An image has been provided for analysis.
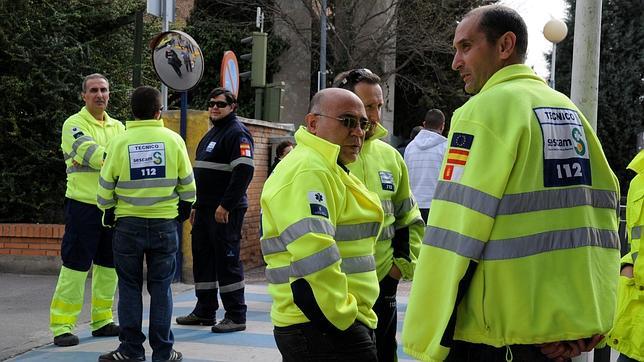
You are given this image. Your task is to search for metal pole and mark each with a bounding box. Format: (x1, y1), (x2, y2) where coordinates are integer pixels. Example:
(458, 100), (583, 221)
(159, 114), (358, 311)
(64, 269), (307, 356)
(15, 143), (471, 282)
(173, 91), (188, 282)
(161, 0), (170, 111)
(570, 0), (602, 131)
(319, 0), (327, 90)
(132, 11), (143, 88)
(549, 43), (557, 89)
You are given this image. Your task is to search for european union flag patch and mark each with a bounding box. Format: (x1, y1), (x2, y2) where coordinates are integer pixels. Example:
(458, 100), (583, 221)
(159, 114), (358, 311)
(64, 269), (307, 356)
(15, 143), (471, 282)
(450, 133), (474, 149)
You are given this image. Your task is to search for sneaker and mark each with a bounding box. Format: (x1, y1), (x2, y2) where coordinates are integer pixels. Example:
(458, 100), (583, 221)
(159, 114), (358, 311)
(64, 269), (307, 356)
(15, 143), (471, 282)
(164, 350), (183, 361)
(92, 322), (120, 337)
(175, 313), (215, 326)
(98, 349), (145, 361)
(211, 318), (246, 333)
(54, 332), (79, 347)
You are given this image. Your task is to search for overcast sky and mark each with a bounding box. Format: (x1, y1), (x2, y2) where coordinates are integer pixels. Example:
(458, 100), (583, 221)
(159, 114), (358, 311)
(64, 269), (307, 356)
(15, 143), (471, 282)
(499, 0), (569, 78)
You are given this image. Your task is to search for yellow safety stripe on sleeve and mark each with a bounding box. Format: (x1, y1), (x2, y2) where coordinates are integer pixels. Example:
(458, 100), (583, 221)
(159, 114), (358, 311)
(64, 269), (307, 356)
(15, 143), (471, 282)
(335, 222), (381, 241)
(179, 173), (194, 185)
(381, 200), (394, 214)
(633, 226), (642, 239)
(196, 281), (219, 290)
(231, 157), (255, 168)
(67, 165), (98, 174)
(194, 160), (233, 171)
(377, 225), (396, 241)
(265, 255), (377, 285)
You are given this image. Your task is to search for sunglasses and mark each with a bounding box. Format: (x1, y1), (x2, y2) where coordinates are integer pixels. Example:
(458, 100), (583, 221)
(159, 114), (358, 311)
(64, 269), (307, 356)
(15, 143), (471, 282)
(208, 100), (229, 108)
(339, 68), (374, 87)
(314, 113), (372, 132)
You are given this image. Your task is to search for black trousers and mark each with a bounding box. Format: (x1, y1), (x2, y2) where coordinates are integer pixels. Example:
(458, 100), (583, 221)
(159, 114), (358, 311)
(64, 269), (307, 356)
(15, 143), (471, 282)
(419, 208), (430, 224)
(446, 340), (558, 362)
(274, 322), (377, 362)
(373, 274), (400, 362)
(190, 207), (247, 323)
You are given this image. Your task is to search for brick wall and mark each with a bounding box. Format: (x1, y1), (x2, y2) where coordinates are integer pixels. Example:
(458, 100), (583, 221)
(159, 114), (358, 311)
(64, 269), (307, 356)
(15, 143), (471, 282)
(0, 112), (293, 278)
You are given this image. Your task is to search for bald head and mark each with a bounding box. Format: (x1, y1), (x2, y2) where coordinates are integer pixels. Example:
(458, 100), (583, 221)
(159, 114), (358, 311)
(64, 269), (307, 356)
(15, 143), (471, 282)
(305, 88), (368, 164)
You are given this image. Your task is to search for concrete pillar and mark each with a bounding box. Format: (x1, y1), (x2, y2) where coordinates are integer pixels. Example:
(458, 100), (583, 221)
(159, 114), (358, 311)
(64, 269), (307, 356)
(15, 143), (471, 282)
(570, 0), (602, 130)
(272, 0), (312, 128)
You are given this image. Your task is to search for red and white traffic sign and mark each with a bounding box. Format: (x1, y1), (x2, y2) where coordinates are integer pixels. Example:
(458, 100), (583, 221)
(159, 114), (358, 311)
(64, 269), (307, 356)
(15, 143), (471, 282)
(220, 51), (240, 97)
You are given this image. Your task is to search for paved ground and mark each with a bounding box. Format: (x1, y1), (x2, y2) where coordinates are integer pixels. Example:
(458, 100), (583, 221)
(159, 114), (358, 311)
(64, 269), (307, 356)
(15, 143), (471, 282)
(1, 270), (414, 362)
(0, 270), (619, 362)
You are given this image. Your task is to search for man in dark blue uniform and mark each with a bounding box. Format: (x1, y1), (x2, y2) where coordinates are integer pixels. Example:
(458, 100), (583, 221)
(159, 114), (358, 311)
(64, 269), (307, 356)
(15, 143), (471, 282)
(176, 87), (254, 333)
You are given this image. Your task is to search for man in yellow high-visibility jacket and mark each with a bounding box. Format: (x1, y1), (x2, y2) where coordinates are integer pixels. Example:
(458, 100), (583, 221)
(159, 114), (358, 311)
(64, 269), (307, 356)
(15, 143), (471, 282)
(97, 86), (195, 362)
(607, 149), (644, 362)
(261, 88), (384, 361)
(402, 5), (621, 361)
(333, 69), (424, 362)
(50, 73), (123, 347)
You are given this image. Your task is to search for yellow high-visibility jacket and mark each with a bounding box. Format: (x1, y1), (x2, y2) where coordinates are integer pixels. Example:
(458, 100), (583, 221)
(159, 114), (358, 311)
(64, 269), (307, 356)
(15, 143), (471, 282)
(403, 64), (621, 361)
(261, 127), (384, 331)
(97, 119), (195, 219)
(61, 107), (124, 204)
(348, 123), (424, 281)
(608, 150), (644, 360)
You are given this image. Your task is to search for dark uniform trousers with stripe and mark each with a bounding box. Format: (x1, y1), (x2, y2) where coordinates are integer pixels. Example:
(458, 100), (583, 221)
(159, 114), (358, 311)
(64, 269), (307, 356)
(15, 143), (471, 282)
(191, 206), (247, 323)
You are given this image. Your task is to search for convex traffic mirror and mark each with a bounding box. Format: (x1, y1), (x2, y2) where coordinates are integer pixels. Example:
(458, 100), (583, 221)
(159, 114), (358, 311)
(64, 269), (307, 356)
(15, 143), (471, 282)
(150, 30), (204, 91)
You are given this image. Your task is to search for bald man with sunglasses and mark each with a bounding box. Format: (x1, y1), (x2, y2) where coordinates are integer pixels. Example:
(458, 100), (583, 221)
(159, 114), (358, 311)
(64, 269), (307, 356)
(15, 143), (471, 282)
(261, 88), (385, 361)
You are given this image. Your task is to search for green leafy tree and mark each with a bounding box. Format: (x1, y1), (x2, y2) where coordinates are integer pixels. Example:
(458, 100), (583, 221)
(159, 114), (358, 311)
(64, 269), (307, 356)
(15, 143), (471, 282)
(555, 0), (644, 192)
(183, 0), (289, 116)
(0, 0), (158, 222)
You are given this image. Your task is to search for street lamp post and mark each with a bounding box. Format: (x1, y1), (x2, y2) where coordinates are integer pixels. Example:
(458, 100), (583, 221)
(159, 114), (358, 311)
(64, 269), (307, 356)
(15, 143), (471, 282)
(543, 18), (568, 89)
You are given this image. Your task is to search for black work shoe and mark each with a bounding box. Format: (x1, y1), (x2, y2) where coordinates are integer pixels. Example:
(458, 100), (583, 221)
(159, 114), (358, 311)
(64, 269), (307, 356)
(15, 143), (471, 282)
(211, 318), (246, 333)
(98, 349), (145, 361)
(175, 313), (215, 326)
(54, 332), (79, 347)
(92, 322), (120, 337)
(164, 349), (183, 361)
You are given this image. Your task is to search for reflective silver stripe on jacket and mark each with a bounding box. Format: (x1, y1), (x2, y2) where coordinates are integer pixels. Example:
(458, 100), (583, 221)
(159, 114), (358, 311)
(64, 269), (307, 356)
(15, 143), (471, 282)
(341, 255), (376, 274)
(394, 197), (416, 217)
(632, 226), (642, 239)
(82, 144), (98, 165)
(71, 135), (94, 152)
(633, 252), (639, 263)
(381, 200), (394, 214)
(179, 174), (194, 185)
(425, 226), (618, 260)
(231, 157), (255, 168)
(433, 182), (499, 218)
(97, 195), (117, 208)
(179, 190), (196, 200)
(261, 218), (335, 255)
(290, 245), (341, 278)
(335, 222), (380, 241)
(219, 280), (245, 293)
(116, 178), (178, 189)
(434, 181), (618, 217)
(194, 160), (233, 171)
(378, 225), (396, 241)
(424, 226), (485, 259)
(265, 265), (290, 284)
(195, 281), (219, 290)
(99, 177), (116, 190)
(497, 188), (618, 215)
(66, 165), (98, 174)
(118, 193), (178, 206)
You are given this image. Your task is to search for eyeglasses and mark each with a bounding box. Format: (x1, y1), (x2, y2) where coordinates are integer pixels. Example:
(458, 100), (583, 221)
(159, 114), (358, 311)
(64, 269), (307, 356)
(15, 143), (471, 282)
(208, 100), (229, 109)
(314, 113), (372, 132)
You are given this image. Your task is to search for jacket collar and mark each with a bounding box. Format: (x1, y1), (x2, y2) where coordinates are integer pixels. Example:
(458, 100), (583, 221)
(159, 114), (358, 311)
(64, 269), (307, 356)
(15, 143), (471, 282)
(211, 112), (236, 128)
(366, 122), (388, 143)
(125, 119), (164, 129)
(294, 126), (341, 169)
(479, 64), (545, 94)
(628, 150), (644, 175)
(79, 106), (117, 126)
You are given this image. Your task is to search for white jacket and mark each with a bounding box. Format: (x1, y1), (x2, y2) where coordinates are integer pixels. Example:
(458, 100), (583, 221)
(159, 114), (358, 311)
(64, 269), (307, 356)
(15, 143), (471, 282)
(404, 129), (447, 209)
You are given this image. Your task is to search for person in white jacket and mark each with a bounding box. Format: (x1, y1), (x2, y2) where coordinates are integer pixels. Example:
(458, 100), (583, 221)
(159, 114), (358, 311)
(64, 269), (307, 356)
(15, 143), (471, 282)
(404, 109), (447, 222)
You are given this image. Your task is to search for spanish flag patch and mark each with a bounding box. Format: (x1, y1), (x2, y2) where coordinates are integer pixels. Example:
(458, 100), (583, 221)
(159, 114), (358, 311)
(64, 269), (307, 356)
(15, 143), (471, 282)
(443, 132), (474, 181)
(240, 142), (252, 157)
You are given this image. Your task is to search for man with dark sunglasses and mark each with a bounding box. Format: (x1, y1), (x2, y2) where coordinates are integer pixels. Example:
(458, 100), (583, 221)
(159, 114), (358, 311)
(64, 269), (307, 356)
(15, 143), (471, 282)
(175, 87), (254, 333)
(261, 88), (384, 361)
(333, 68), (424, 362)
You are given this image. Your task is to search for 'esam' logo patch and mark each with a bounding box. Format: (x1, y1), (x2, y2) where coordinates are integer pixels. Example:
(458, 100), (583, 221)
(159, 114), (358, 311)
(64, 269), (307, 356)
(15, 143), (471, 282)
(308, 191), (329, 218)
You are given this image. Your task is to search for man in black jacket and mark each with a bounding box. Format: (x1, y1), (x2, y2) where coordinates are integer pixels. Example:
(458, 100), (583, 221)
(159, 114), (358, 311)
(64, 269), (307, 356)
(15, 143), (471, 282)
(176, 88), (254, 333)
